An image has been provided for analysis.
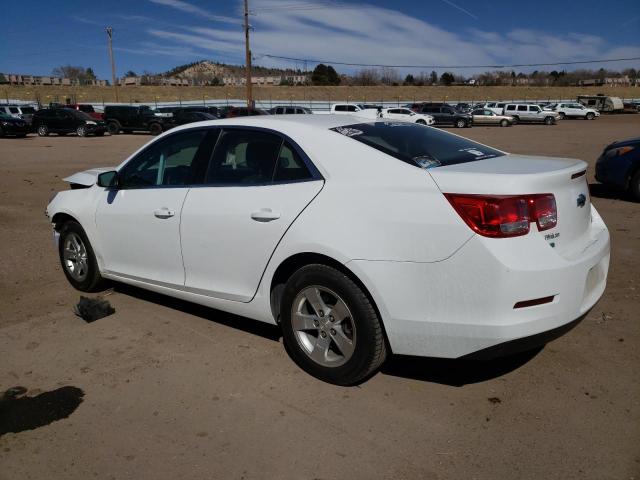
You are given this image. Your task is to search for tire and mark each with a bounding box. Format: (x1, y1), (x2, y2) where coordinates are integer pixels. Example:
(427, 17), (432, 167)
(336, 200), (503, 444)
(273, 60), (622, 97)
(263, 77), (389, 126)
(76, 125), (87, 137)
(58, 221), (106, 292)
(558, 112), (566, 120)
(512, 116), (519, 125)
(500, 119), (509, 127)
(586, 112), (595, 120)
(628, 169), (640, 202)
(149, 123), (163, 136)
(416, 119), (426, 125)
(455, 119), (466, 128)
(544, 116), (555, 125)
(280, 264), (387, 385)
(37, 125), (49, 136)
(107, 121), (120, 135)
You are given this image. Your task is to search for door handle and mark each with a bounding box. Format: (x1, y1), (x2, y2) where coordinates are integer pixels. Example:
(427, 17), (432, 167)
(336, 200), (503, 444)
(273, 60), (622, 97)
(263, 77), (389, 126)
(154, 207), (175, 219)
(251, 208), (281, 222)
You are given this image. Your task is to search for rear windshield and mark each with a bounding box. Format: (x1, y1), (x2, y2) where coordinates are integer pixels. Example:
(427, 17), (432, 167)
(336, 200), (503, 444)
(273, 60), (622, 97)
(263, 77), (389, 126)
(330, 122), (504, 168)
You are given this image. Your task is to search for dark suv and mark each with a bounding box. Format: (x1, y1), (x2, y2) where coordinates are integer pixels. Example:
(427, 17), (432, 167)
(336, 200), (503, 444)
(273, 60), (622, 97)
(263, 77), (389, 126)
(104, 105), (168, 135)
(415, 104), (472, 128)
(32, 108), (107, 137)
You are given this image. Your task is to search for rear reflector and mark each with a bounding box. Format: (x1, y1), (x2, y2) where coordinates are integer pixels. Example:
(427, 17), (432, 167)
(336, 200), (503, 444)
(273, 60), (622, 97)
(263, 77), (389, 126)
(444, 193), (557, 238)
(514, 295), (555, 309)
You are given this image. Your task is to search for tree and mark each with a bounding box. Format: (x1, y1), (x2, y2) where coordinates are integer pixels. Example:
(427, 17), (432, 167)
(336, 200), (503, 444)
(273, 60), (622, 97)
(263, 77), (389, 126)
(0, 73), (7, 84)
(124, 70), (138, 78)
(326, 66), (340, 85)
(311, 64), (329, 85)
(429, 70), (438, 85)
(380, 67), (401, 86)
(403, 74), (415, 85)
(352, 68), (380, 86)
(85, 68), (97, 81)
(439, 72), (454, 85)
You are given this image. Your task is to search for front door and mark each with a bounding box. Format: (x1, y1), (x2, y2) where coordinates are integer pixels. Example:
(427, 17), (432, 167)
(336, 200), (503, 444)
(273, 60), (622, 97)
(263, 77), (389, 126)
(180, 128), (324, 302)
(95, 128), (215, 286)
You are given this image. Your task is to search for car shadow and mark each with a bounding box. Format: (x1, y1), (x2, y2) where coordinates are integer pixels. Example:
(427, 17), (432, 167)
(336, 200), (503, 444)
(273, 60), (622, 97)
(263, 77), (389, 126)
(379, 347), (543, 387)
(111, 283), (541, 386)
(112, 283), (282, 342)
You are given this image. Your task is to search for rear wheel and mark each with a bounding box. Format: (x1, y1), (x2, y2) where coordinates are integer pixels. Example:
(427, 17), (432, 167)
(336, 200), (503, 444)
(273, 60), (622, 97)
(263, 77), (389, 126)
(149, 123), (163, 136)
(107, 121), (120, 135)
(628, 170), (640, 202)
(586, 112), (595, 120)
(280, 264), (387, 385)
(455, 119), (466, 128)
(512, 116), (519, 125)
(37, 125), (49, 136)
(558, 112), (566, 120)
(58, 221), (106, 292)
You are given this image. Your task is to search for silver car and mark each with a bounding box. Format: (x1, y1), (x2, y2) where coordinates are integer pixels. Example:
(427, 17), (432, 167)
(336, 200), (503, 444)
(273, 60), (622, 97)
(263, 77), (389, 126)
(471, 108), (514, 127)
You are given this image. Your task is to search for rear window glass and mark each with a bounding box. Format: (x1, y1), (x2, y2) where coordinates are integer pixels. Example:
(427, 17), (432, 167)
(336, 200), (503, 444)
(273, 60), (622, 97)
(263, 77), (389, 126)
(330, 122), (504, 169)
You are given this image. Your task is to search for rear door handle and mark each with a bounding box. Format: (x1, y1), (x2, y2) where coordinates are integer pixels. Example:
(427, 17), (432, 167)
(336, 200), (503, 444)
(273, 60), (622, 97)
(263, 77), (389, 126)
(154, 207), (175, 219)
(251, 208), (281, 222)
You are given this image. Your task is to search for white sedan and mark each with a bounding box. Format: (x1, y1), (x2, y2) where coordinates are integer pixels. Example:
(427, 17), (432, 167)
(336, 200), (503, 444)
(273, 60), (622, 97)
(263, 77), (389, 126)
(380, 107), (435, 125)
(47, 115), (610, 385)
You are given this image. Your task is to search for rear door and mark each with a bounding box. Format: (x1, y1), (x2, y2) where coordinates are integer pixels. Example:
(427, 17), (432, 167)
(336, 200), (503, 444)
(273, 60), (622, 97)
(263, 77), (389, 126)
(95, 128), (215, 286)
(180, 128), (324, 302)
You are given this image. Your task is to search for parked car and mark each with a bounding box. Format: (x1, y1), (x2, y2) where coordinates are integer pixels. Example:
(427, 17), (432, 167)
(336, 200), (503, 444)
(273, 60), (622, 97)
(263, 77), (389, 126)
(416, 104), (472, 127)
(551, 103), (599, 120)
(330, 104), (364, 114)
(170, 110), (218, 127)
(225, 107), (269, 118)
(45, 115), (609, 385)
(356, 104), (383, 111)
(0, 104), (37, 125)
(0, 111), (29, 137)
(380, 107), (434, 125)
(170, 105), (221, 117)
(104, 105), (168, 135)
(32, 108), (106, 137)
(470, 108), (514, 127)
(270, 106), (313, 115)
(60, 104), (104, 120)
(595, 137), (640, 201)
(482, 102), (508, 115)
(503, 104), (558, 124)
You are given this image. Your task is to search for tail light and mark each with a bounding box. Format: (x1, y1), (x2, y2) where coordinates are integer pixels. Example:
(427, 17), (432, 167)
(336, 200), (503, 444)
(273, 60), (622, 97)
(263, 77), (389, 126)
(444, 193), (557, 238)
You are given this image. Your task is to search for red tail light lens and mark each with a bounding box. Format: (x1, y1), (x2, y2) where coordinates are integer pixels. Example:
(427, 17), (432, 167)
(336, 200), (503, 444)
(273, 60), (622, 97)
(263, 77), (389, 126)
(444, 193), (557, 238)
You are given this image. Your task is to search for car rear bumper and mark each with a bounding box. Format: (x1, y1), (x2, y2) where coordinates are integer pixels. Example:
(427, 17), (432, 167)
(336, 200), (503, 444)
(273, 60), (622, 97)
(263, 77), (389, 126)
(348, 207), (610, 358)
(1, 124), (29, 135)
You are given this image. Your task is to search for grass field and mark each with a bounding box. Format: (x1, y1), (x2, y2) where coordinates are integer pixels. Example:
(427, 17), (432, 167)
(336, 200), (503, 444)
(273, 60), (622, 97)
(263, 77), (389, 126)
(3, 84), (639, 105)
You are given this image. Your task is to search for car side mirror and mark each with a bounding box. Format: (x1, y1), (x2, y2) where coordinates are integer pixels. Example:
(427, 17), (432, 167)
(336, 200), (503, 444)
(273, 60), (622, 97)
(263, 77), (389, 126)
(97, 171), (119, 188)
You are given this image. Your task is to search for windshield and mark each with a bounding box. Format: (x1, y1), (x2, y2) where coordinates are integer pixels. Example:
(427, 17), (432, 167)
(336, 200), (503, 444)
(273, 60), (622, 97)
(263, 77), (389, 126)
(330, 121), (504, 168)
(20, 107), (36, 114)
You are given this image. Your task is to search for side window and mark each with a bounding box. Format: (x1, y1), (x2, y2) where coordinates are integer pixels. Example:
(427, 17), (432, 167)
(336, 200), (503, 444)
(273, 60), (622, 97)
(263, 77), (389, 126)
(334, 105), (347, 112)
(529, 106), (540, 112)
(517, 105), (527, 112)
(119, 130), (208, 188)
(9, 107), (19, 114)
(506, 105), (516, 111)
(274, 142), (312, 182)
(347, 105), (357, 112)
(285, 107), (296, 114)
(205, 130), (282, 185)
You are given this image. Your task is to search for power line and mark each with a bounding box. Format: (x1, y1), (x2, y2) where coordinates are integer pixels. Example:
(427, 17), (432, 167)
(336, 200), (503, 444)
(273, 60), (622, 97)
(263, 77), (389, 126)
(259, 54), (640, 69)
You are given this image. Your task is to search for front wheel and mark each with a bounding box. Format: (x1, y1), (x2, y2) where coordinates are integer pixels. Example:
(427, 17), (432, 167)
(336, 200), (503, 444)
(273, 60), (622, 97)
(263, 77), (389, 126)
(544, 116), (555, 125)
(455, 119), (466, 128)
(586, 112), (595, 120)
(76, 125), (87, 137)
(500, 119), (509, 127)
(416, 119), (426, 125)
(37, 125), (49, 136)
(58, 221), (106, 292)
(149, 123), (163, 136)
(280, 264), (387, 385)
(628, 170), (640, 202)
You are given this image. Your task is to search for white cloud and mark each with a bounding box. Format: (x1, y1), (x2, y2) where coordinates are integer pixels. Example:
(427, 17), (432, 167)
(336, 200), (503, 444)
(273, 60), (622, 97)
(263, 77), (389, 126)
(148, 0), (239, 24)
(144, 0), (640, 73)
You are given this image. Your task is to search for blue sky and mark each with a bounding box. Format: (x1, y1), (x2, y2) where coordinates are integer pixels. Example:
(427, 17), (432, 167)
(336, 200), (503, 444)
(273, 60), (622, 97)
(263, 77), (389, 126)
(2, 0), (639, 78)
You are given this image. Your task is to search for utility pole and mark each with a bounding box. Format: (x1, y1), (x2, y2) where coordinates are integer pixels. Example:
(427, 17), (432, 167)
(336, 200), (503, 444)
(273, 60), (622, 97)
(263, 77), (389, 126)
(105, 27), (119, 102)
(243, 0), (253, 110)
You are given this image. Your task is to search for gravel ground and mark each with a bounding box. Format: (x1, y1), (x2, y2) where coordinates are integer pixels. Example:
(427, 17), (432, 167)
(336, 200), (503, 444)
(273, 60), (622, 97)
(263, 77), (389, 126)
(1, 115), (639, 480)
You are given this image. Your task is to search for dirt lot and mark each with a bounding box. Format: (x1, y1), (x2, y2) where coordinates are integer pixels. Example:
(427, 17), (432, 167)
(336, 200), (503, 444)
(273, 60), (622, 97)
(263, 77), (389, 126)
(5, 84), (640, 104)
(1, 116), (639, 479)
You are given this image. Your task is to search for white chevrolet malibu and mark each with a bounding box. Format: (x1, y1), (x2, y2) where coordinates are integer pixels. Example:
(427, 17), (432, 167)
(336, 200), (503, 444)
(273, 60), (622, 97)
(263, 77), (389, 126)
(46, 115), (610, 385)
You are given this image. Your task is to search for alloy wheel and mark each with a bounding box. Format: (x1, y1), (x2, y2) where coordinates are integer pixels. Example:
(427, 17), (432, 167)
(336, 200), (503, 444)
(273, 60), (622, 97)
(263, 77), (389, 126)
(63, 232), (89, 281)
(291, 286), (356, 367)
